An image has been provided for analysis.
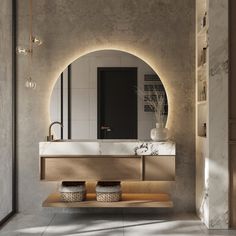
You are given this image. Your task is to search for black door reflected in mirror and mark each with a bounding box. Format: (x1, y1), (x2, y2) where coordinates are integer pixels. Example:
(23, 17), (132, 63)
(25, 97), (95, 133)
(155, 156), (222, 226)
(97, 67), (137, 139)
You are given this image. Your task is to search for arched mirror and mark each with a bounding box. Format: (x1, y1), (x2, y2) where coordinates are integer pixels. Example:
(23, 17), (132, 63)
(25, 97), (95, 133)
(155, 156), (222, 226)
(50, 50), (168, 140)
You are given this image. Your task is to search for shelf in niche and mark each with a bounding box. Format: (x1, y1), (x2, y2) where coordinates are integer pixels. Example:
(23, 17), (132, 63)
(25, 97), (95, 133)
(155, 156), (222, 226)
(198, 135), (207, 139)
(198, 75), (206, 83)
(197, 26), (208, 37)
(197, 63), (207, 72)
(197, 100), (207, 105)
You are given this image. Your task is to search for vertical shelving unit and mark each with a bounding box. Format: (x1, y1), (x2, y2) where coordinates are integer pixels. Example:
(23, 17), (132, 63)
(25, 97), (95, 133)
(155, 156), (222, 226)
(196, 0), (229, 229)
(196, 0), (209, 226)
(196, 0), (208, 138)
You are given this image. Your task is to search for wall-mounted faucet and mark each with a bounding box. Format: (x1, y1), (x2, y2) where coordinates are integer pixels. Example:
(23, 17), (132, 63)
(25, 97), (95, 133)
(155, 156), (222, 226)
(47, 121), (63, 141)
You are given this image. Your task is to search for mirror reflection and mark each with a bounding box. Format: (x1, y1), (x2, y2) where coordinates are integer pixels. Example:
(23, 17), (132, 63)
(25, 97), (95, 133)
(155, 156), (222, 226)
(50, 50), (168, 140)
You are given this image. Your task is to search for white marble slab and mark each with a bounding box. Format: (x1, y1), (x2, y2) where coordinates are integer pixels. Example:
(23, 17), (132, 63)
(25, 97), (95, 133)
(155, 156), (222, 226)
(39, 142), (100, 156)
(39, 140), (175, 156)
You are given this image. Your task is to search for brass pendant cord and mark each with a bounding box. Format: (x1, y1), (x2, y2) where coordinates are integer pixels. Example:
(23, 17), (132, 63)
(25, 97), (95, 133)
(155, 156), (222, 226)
(28, 0), (32, 78)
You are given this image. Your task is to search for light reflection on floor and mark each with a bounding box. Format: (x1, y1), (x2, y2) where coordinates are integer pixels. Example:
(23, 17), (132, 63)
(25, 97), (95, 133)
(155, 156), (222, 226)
(0, 212), (236, 236)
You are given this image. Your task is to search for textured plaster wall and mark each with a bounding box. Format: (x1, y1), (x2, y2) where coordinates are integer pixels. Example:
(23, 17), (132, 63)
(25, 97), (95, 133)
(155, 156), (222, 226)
(0, 0), (13, 220)
(17, 0), (195, 212)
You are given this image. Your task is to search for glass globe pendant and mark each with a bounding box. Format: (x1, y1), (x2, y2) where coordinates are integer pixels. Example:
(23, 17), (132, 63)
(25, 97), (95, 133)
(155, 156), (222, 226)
(16, 0), (42, 90)
(25, 77), (36, 89)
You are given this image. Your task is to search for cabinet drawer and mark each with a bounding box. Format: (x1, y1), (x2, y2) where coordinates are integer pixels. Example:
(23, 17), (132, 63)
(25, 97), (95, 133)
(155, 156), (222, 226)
(40, 156), (142, 181)
(144, 156), (175, 181)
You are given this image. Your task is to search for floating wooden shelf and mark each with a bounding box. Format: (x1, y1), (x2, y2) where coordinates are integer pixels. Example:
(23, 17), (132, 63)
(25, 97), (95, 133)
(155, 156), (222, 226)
(43, 193), (173, 208)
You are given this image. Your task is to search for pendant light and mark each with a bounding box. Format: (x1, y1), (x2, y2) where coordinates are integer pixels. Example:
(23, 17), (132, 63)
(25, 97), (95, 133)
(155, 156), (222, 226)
(16, 0), (42, 89)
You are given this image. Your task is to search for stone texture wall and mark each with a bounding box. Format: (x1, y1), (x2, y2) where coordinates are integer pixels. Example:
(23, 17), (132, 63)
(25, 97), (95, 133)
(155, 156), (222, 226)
(207, 0), (228, 229)
(0, 0), (13, 221)
(17, 0), (195, 212)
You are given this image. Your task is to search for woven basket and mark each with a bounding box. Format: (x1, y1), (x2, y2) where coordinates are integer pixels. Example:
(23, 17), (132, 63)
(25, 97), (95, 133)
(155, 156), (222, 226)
(96, 192), (121, 202)
(60, 191), (86, 202)
(59, 181), (86, 202)
(96, 181), (121, 202)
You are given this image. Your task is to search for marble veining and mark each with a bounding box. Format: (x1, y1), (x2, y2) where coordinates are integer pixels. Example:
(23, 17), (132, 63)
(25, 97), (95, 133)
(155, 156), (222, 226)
(39, 140), (176, 156)
(134, 141), (175, 155)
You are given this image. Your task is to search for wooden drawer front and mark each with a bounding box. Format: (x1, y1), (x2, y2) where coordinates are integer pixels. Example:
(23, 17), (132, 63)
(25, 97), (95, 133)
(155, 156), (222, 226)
(41, 156), (141, 181)
(144, 156), (175, 181)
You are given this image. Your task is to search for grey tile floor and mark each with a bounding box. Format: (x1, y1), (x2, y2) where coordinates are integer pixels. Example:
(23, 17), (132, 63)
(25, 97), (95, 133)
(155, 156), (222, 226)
(0, 212), (236, 236)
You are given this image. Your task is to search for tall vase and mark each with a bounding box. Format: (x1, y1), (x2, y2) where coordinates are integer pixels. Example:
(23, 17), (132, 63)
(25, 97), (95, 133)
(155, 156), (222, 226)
(150, 123), (169, 141)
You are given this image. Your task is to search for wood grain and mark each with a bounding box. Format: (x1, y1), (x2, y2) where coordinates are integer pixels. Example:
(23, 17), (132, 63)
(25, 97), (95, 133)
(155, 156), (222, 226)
(144, 156), (175, 181)
(40, 156), (142, 181)
(43, 193), (173, 208)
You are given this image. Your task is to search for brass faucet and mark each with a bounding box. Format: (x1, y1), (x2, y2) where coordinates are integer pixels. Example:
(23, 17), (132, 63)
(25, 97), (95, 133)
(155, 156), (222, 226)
(47, 121), (63, 141)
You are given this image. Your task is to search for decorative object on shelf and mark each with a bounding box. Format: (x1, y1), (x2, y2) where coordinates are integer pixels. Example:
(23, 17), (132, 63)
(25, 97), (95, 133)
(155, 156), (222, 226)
(96, 181), (121, 202)
(200, 80), (207, 101)
(137, 74), (169, 141)
(203, 123), (207, 137)
(16, 0), (42, 89)
(133, 73), (169, 141)
(143, 74), (168, 115)
(59, 181), (86, 202)
(202, 12), (207, 28)
(146, 89), (169, 141)
(150, 122), (170, 141)
(201, 47), (207, 66)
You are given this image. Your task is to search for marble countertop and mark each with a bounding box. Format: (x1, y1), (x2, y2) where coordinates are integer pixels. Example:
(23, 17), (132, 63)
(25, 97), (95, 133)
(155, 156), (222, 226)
(39, 140), (176, 156)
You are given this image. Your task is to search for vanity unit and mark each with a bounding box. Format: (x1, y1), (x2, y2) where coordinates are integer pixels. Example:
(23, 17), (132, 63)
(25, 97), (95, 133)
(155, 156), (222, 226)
(39, 140), (176, 208)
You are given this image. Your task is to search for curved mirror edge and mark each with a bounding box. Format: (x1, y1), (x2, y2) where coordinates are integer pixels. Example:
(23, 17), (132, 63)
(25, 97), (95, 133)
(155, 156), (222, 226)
(50, 50), (168, 140)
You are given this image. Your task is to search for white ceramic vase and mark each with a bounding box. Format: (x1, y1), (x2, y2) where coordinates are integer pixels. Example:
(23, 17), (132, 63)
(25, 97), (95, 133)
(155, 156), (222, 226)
(150, 123), (169, 141)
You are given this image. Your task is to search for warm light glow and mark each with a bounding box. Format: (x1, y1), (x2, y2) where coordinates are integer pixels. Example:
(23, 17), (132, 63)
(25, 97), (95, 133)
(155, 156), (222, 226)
(49, 47), (172, 129)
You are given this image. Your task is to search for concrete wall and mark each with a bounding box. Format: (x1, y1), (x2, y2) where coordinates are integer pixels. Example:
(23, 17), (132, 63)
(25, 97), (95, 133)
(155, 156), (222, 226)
(0, 0), (13, 221)
(17, 0), (195, 212)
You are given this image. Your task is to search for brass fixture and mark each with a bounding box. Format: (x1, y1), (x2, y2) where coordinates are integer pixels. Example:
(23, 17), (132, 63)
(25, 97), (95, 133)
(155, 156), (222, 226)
(16, 0), (42, 89)
(47, 121), (63, 141)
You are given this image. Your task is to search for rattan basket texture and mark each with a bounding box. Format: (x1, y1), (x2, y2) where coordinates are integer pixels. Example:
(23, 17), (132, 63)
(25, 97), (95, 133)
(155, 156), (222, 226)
(96, 182), (121, 202)
(59, 181), (86, 202)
